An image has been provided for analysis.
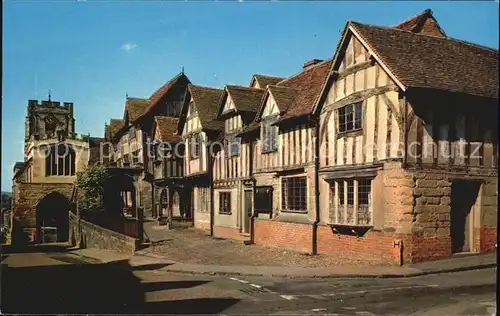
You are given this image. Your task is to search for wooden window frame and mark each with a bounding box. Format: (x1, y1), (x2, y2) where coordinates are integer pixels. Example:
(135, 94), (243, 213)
(219, 191), (232, 215)
(198, 187), (209, 213)
(281, 176), (307, 213)
(329, 178), (372, 226)
(261, 115), (278, 153)
(226, 133), (241, 157)
(338, 102), (363, 135)
(189, 134), (200, 160)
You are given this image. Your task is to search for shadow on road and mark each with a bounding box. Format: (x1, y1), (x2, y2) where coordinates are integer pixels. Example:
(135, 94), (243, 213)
(1, 246), (239, 314)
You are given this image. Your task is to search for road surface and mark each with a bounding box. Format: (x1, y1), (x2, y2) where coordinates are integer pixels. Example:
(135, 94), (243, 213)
(1, 246), (496, 315)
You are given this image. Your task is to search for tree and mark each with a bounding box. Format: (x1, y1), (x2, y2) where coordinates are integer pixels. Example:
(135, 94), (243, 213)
(76, 164), (110, 210)
(1, 194), (12, 211)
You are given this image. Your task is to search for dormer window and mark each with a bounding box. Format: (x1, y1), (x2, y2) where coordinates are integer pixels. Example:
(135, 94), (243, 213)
(188, 101), (196, 116)
(225, 134), (241, 157)
(261, 115), (278, 153)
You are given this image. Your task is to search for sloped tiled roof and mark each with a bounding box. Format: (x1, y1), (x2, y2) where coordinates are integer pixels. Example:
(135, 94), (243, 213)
(125, 97), (149, 122)
(394, 9), (446, 37)
(351, 21), (499, 99)
(154, 116), (181, 142)
(273, 59), (333, 123)
(267, 85), (299, 114)
(251, 74), (286, 88)
(109, 119), (124, 138)
(189, 85), (225, 131)
(225, 85), (265, 113)
(138, 72), (190, 120)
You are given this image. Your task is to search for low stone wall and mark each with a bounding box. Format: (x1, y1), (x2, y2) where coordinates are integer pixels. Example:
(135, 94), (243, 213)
(69, 212), (138, 254)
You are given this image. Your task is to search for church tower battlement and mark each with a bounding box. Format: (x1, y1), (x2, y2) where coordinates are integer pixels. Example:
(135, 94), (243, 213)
(25, 97), (76, 143)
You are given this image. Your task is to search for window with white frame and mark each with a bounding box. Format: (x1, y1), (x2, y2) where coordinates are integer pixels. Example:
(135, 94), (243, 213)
(281, 176), (307, 213)
(219, 192), (232, 215)
(198, 187), (209, 213)
(338, 102), (363, 134)
(329, 178), (372, 225)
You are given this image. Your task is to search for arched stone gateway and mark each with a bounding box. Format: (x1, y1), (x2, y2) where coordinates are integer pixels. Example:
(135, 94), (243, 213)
(36, 192), (70, 243)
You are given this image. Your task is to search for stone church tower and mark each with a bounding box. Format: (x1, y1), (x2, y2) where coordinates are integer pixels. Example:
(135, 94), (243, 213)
(11, 95), (91, 245)
(24, 96), (76, 151)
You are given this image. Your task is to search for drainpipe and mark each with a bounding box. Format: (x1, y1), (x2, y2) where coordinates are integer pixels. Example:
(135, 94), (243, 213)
(312, 116), (321, 255)
(207, 139), (214, 237)
(249, 139), (257, 245)
(402, 97), (408, 168)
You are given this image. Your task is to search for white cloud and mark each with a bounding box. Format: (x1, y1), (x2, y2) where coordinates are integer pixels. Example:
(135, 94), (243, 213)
(121, 42), (137, 52)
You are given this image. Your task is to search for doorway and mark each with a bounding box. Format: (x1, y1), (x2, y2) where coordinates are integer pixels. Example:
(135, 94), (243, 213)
(450, 180), (481, 253)
(243, 190), (252, 233)
(36, 192), (70, 243)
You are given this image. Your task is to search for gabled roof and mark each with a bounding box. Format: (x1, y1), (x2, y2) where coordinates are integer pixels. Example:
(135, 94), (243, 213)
(250, 74), (286, 88)
(239, 59), (332, 132)
(218, 85), (265, 116)
(351, 21), (499, 99)
(125, 97), (149, 122)
(260, 85), (298, 118)
(178, 84), (225, 135)
(154, 116), (181, 143)
(109, 119), (124, 139)
(394, 9), (447, 37)
(272, 59), (333, 124)
(137, 72), (190, 121)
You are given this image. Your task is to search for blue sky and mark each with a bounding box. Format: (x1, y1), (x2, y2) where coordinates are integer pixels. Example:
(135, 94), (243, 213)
(2, 1), (498, 191)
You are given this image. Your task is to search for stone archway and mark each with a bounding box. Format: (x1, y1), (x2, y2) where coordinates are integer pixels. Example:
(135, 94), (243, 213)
(36, 192), (70, 243)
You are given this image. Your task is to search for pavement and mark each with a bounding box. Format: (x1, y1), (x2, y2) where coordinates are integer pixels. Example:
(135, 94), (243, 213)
(69, 247), (497, 278)
(1, 245), (497, 315)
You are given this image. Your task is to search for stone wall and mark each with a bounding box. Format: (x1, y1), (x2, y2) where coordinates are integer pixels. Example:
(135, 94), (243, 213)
(69, 212), (138, 254)
(137, 177), (153, 218)
(12, 183), (74, 229)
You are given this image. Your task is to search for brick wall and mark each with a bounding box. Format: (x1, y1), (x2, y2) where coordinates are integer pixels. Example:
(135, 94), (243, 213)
(254, 219), (312, 253)
(476, 227), (497, 253)
(317, 226), (402, 265)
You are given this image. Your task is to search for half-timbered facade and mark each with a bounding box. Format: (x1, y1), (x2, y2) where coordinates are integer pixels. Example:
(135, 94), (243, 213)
(178, 84), (224, 231)
(110, 72), (190, 218)
(150, 116), (188, 226)
(312, 10), (498, 264)
(212, 85), (265, 239)
(238, 61), (332, 252)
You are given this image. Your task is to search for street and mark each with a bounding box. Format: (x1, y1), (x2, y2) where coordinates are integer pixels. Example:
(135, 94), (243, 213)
(1, 247), (497, 315)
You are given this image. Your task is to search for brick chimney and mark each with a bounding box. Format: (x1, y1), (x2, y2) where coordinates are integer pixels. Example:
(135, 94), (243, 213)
(303, 59), (324, 70)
